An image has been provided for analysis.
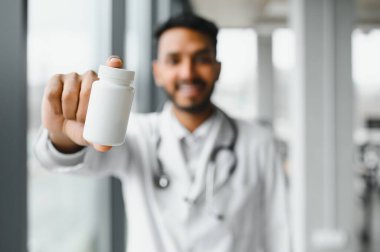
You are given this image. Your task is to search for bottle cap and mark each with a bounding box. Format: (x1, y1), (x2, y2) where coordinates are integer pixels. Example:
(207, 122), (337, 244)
(98, 65), (135, 83)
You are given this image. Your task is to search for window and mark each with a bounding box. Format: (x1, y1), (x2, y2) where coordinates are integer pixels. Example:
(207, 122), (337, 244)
(214, 28), (295, 141)
(27, 0), (111, 251)
(272, 28), (294, 141)
(213, 29), (257, 121)
(353, 29), (380, 142)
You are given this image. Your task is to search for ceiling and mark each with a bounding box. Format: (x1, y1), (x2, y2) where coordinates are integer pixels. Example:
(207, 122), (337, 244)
(191, 0), (380, 29)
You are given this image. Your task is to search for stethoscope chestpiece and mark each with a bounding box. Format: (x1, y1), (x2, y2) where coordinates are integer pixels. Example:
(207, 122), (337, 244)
(154, 173), (170, 189)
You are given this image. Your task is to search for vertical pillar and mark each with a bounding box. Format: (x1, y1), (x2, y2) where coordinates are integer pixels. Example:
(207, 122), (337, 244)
(126, 0), (154, 112)
(94, 1), (125, 251)
(0, 0), (27, 251)
(257, 31), (274, 124)
(290, 0), (356, 251)
(110, 0), (126, 251)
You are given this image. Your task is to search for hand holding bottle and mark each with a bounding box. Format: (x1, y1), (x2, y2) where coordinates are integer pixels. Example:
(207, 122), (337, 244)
(42, 56), (124, 153)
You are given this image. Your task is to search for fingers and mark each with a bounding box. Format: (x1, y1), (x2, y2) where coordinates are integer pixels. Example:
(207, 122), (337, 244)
(45, 74), (64, 115)
(61, 72), (81, 120)
(106, 55), (123, 68)
(62, 119), (88, 146)
(76, 70), (98, 123)
(42, 74), (64, 132)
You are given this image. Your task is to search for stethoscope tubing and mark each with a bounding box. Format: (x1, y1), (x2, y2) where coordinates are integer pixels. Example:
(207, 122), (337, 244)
(153, 110), (238, 193)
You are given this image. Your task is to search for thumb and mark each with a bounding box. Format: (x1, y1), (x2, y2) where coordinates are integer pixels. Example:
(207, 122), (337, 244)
(93, 144), (112, 152)
(62, 120), (113, 152)
(106, 55), (123, 68)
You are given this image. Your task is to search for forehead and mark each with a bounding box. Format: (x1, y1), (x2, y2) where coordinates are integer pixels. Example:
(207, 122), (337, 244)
(157, 27), (214, 56)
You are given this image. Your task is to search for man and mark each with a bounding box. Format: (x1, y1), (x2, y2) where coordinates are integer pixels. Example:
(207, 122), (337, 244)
(35, 14), (290, 252)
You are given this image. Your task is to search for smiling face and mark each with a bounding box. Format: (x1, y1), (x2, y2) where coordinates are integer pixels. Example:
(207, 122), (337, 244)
(153, 28), (221, 113)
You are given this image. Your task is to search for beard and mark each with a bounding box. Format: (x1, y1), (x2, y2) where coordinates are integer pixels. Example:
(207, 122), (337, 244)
(163, 78), (215, 114)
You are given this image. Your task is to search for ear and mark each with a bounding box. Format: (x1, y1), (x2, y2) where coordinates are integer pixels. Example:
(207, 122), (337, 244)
(214, 61), (222, 81)
(152, 60), (164, 87)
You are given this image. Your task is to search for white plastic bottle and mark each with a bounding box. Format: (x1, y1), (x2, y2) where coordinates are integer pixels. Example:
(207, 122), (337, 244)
(83, 65), (135, 146)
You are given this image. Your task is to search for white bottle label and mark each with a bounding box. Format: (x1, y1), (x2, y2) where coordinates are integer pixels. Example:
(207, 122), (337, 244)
(83, 81), (134, 146)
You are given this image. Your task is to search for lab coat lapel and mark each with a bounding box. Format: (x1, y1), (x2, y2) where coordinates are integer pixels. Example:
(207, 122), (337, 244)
(158, 106), (191, 191)
(186, 111), (223, 204)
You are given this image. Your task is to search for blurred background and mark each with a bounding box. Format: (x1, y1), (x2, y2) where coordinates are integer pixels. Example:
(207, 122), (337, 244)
(0, 0), (380, 251)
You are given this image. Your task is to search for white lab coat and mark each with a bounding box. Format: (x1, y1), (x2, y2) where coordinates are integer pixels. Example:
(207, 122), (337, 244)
(34, 103), (290, 252)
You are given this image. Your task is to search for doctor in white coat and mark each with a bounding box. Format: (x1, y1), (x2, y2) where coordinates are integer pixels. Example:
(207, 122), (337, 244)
(35, 14), (290, 252)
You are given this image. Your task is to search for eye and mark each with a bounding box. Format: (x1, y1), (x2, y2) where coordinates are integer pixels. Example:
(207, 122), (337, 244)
(193, 56), (213, 64)
(165, 57), (180, 65)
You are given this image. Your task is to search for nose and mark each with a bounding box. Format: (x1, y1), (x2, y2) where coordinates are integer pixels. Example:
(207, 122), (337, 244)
(178, 58), (195, 81)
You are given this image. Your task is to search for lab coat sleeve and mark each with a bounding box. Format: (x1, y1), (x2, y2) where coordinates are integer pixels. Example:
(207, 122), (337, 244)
(33, 127), (133, 177)
(260, 136), (291, 252)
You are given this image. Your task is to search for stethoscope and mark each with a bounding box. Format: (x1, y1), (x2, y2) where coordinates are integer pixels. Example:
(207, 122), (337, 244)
(152, 110), (238, 197)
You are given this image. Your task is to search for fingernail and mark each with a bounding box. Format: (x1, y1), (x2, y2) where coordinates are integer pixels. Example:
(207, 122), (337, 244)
(110, 58), (122, 65)
(108, 55), (122, 61)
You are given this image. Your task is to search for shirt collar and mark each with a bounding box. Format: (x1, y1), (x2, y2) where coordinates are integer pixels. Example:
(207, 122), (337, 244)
(163, 102), (218, 142)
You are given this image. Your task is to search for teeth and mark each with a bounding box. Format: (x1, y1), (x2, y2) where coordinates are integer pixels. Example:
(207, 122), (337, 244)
(181, 85), (196, 90)
(179, 84), (199, 96)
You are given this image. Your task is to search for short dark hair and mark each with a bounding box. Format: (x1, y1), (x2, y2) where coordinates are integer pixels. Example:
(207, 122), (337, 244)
(154, 13), (219, 55)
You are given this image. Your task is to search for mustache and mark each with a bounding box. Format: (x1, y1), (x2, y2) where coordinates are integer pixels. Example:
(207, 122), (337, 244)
(175, 78), (206, 87)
